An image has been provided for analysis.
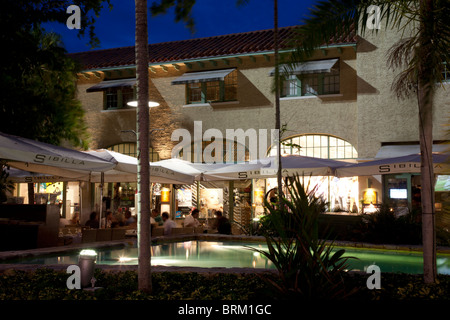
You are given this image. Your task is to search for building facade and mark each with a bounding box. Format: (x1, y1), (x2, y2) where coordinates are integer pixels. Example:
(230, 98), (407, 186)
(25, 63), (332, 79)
(68, 25), (449, 224)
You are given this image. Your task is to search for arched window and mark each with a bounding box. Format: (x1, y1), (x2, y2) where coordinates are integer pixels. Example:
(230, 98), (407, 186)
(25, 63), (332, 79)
(107, 143), (160, 162)
(266, 134), (359, 213)
(268, 134), (357, 159)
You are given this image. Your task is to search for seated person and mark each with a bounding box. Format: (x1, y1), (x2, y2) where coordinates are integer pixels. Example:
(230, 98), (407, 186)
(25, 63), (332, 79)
(101, 210), (115, 228)
(70, 212), (80, 225)
(184, 208), (201, 228)
(214, 210), (231, 235)
(85, 211), (99, 229)
(151, 209), (163, 226)
(124, 209), (137, 228)
(162, 212), (177, 235)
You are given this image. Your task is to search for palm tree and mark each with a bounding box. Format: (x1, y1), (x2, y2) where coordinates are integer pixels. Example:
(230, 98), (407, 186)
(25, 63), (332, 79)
(273, 0), (283, 202)
(284, 0), (449, 284)
(135, 0), (151, 293)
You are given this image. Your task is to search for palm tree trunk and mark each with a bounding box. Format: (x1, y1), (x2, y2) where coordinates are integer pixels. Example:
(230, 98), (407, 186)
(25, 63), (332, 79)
(135, 0), (151, 293)
(274, 0), (282, 200)
(418, 0), (437, 284)
(418, 84), (437, 284)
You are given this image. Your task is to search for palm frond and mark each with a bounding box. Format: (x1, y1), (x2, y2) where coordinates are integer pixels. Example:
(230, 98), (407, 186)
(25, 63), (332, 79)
(287, 0), (420, 66)
(387, 36), (420, 98)
(150, 0), (196, 33)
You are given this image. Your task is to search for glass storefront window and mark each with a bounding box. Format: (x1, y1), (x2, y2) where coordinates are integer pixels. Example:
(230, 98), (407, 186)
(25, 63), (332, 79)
(264, 176), (359, 213)
(435, 175), (450, 214)
(276, 134), (357, 160)
(266, 134), (359, 212)
(199, 188), (223, 219)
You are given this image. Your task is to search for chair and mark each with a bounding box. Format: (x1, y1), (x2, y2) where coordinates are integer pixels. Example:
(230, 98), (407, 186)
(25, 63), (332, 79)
(96, 228), (112, 241)
(170, 228), (184, 235)
(111, 228), (126, 240)
(81, 229), (97, 243)
(194, 227), (204, 234)
(182, 227), (194, 234)
(152, 228), (164, 237)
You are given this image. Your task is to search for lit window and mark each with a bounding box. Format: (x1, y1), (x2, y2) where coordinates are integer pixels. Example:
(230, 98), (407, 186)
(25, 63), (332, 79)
(104, 87), (136, 110)
(86, 78), (137, 110)
(185, 70), (237, 104)
(269, 134), (357, 160)
(281, 63), (340, 97)
(282, 75), (300, 97)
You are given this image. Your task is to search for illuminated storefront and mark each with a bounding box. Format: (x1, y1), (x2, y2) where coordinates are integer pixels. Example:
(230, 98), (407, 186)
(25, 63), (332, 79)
(263, 134), (361, 216)
(12, 181), (81, 220)
(90, 143), (161, 217)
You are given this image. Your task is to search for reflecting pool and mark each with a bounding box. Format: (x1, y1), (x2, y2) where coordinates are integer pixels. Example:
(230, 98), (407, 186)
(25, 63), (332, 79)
(3, 241), (450, 275)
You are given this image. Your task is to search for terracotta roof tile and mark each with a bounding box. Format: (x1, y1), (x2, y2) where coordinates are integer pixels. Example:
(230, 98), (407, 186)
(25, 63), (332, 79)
(69, 26), (356, 71)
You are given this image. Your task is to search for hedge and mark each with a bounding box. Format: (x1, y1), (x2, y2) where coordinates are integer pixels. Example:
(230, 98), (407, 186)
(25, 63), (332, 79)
(0, 268), (448, 301)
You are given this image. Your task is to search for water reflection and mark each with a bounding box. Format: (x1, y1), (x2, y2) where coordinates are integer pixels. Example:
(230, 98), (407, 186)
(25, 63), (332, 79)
(4, 241), (450, 275)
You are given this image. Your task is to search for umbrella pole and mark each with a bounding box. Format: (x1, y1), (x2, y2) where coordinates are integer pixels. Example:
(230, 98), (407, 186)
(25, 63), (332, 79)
(99, 172), (104, 228)
(78, 181), (82, 224)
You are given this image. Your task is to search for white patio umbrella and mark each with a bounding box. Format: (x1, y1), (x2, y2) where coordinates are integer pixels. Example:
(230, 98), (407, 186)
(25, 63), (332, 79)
(83, 150), (196, 226)
(266, 155), (351, 177)
(150, 158), (201, 184)
(200, 159), (271, 181)
(335, 153), (450, 177)
(150, 158), (231, 182)
(84, 150), (197, 185)
(4, 167), (69, 183)
(0, 132), (116, 177)
(0, 133), (118, 228)
(82, 149), (139, 183)
(3, 146), (196, 185)
(202, 155), (352, 181)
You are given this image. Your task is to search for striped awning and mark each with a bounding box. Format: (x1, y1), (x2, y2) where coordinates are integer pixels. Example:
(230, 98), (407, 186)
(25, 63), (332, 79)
(86, 78), (136, 92)
(269, 59), (339, 76)
(172, 68), (235, 85)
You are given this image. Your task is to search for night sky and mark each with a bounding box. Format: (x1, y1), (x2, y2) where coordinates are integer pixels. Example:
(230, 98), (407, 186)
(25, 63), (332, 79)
(42, 0), (318, 53)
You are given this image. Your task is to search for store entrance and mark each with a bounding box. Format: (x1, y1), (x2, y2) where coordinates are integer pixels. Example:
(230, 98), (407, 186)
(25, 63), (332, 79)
(100, 182), (137, 215)
(383, 173), (421, 214)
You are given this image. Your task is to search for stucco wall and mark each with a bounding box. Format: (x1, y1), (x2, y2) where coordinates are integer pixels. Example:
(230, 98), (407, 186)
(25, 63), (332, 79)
(76, 27), (449, 161)
(356, 24), (449, 159)
(152, 47), (358, 160)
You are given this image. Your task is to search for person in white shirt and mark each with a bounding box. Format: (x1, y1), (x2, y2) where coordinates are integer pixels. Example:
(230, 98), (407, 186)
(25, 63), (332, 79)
(162, 212), (177, 235)
(100, 210), (114, 228)
(184, 208), (201, 228)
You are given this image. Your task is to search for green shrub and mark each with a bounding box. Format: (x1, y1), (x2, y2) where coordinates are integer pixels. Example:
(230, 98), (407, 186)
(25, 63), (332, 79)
(252, 174), (357, 300)
(0, 268), (449, 301)
(354, 204), (422, 245)
(344, 273), (450, 301)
